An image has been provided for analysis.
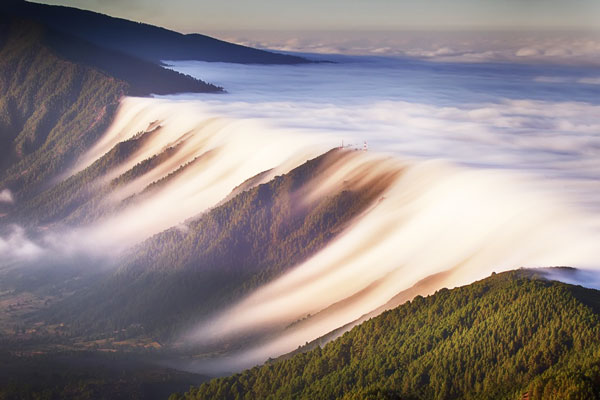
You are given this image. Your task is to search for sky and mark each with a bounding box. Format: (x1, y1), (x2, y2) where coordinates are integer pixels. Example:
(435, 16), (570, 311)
(34, 0), (600, 33)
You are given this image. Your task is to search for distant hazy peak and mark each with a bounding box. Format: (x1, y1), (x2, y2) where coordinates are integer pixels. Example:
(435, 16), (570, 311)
(4, 0), (312, 65)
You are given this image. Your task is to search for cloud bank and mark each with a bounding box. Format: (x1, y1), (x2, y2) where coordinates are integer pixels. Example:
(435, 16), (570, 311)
(161, 57), (600, 370)
(209, 30), (600, 66)
(2, 51), (599, 373)
(167, 59), (600, 214)
(184, 154), (600, 372)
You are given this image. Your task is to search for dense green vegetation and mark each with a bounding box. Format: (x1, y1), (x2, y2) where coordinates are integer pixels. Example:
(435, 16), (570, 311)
(175, 270), (600, 400)
(47, 150), (389, 339)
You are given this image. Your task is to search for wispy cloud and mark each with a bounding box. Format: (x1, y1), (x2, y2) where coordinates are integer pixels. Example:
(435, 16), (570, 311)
(0, 225), (42, 264)
(579, 77), (600, 85)
(0, 189), (14, 204)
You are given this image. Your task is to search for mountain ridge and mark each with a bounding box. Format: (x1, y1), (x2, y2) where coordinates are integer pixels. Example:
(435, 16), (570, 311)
(5, 0), (311, 65)
(178, 269), (600, 400)
(0, 18), (219, 205)
(42, 149), (394, 340)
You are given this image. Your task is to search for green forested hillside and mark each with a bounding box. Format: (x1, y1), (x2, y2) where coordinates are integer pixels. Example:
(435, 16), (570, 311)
(47, 150), (391, 339)
(176, 270), (600, 400)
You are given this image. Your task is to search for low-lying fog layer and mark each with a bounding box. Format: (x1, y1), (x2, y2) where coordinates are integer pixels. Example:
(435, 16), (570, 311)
(164, 55), (600, 370)
(0, 98), (330, 264)
(1, 52), (599, 373)
(184, 153), (600, 373)
(67, 98), (330, 252)
(167, 55), (600, 212)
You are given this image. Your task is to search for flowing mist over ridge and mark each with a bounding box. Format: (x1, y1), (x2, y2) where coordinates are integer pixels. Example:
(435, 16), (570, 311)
(2, 94), (599, 373)
(182, 139), (600, 371)
(1, 11), (600, 394)
(181, 270), (600, 400)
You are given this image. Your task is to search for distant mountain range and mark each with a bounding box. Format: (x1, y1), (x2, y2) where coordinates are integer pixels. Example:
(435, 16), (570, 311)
(3, 0), (310, 65)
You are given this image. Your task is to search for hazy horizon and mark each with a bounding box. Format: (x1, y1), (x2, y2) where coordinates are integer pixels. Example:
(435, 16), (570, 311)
(27, 0), (600, 68)
(33, 0), (600, 33)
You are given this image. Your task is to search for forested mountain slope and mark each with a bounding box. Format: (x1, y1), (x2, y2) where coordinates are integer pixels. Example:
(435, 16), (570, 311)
(46, 150), (395, 339)
(178, 270), (600, 400)
(4, 0), (310, 65)
(0, 18), (218, 204)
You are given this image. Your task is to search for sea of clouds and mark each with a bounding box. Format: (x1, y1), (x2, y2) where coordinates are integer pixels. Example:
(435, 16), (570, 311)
(208, 30), (600, 66)
(0, 36), (599, 373)
(160, 48), (600, 370)
(165, 53), (600, 213)
(2, 43), (599, 275)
